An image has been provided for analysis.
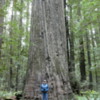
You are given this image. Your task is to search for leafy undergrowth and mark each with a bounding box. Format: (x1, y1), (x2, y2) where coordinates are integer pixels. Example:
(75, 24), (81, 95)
(76, 96), (100, 100)
(75, 90), (100, 100)
(0, 91), (22, 100)
(75, 95), (88, 100)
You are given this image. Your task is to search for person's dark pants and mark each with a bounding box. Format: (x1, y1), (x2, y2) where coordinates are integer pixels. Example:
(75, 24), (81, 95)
(42, 93), (48, 100)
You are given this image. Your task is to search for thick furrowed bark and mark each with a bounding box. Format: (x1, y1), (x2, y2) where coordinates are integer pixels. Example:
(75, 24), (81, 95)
(23, 0), (74, 100)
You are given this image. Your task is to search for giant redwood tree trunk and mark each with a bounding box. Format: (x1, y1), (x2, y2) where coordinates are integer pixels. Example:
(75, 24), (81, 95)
(23, 0), (73, 100)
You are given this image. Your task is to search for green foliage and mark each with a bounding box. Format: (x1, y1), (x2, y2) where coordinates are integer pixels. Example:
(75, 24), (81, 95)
(0, 0), (31, 91)
(68, 0), (100, 92)
(75, 95), (87, 100)
(0, 91), (22, 99)
(14, 1), (25, 12)
(76, 90), (100, 100)
(81, 90), (99, 100)
(0, 91), (14, 99)
(0, 8), (5, 17)
(14, 91), (22, 95)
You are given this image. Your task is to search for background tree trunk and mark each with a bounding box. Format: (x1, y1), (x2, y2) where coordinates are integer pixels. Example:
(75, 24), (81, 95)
(23, 0), (73, 100)
(90, 26), (99, 89)
(0, 0), (5, 57)
(77, 0), (86, 82)
(15, 0), (23, 91)
(9, 6), (14, 90)
(79, 37), (86, 81)
(64, 0), (70, 68)
(85, 31), (93, 89)
(69, 5), (75, 74)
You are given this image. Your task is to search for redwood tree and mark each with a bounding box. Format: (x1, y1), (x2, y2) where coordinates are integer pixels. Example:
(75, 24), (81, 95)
(23, 0), (73, 100)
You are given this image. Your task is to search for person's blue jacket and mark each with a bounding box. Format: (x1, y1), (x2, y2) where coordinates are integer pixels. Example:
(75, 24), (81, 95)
(40, 84), (49, 93)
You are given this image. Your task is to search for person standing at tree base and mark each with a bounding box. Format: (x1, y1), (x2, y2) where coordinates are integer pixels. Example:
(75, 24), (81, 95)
(40, 80), (49, 100)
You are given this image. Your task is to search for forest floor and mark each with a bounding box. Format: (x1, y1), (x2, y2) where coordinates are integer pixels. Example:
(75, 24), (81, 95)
(0, 92), (100, 100)
(76, 95), (100, 100)
(0, 96), (100, 100)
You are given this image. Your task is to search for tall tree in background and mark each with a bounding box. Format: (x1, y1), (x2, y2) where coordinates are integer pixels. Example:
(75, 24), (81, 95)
(23, 0), (74, 100)
(0, 0), (5, 57)
(90, 28), (98, 88)
(9, 3), (14, 90)
(85, 31), (93, 89)
(15, 0), (23, 91)
(78, 1), (86, 82)
(69, 1), (75, 75)
(64, 0), (79, 94)
(0, 0), (31, 90)
(79, 37), (86, 81)
(64, 0), (70, 67)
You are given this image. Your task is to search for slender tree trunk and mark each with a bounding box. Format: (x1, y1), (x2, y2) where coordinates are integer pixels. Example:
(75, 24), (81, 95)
(95, 26), (100, 90)
(9, 7), (14, 90)
(68, 4), (80, 94)
(79, 38), (86, 81)
(77, 0), (86, 82)
(26, 0), (30, 33)
(23, 0), (74, 100)
(90, 27), (98, 89)
(16, 64), (20, 91)
(64, 0), (79, 93)
(15, 0), (23, 91)
(22, 0), (32, 93)
(85, 32), (93, 89)
(69, 5), (75, 73)
(0, 0), (5, 57)
(96, 17), (100, 47)
(64, 0), (70, 67)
